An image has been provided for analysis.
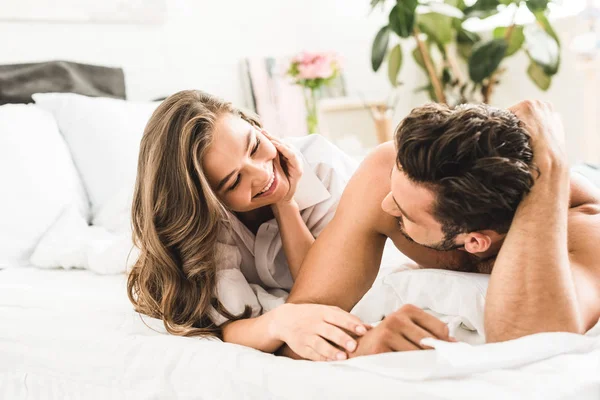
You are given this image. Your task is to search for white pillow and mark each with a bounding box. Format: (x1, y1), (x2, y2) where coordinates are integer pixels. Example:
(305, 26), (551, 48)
(32, 93), (159, 231)
(30, 206), (139, 274)
(0, 104), (88, 268)
(352, 266), (489, 341)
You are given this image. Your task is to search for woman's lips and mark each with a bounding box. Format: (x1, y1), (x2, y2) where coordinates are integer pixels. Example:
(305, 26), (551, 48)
(254, 166), (278, 198)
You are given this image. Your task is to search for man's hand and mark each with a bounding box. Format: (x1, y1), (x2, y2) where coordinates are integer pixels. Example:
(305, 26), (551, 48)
(508, 100), (566, 172)
(349, 304), (454, 358)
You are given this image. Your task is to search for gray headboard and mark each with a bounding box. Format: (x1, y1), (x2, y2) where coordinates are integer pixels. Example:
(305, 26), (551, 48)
(0, 60), (126, 105)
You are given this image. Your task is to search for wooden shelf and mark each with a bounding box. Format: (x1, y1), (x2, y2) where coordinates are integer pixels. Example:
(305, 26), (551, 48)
(318, 97), (387, 113)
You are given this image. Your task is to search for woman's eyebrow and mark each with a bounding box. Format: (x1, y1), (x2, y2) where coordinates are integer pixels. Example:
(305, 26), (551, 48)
(216, 128), (253, 191)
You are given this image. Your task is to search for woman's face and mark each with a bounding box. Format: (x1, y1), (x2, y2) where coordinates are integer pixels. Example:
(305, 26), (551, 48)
(203, 113), (290, 213)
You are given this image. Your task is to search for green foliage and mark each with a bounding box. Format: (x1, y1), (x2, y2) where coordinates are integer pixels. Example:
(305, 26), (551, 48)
(388, 0), (419, 38)
(533, 11), (560, 44)
(370, 0), (561, 103)
(525, 25), (560, 75)
(388, 44), (403, 86)
(493, 25), (525, 57)
(526, 0), (549, 13)
(412, 46), (426, 70)
(457, 27), (481, 59)
(372, 26), (390, 71)
(370, 0), (387, 9)
(464, 0), (500, 18)
(527, 61), (551, 90)
(469, 39), (508, 82)
(418, 12), (454, 45)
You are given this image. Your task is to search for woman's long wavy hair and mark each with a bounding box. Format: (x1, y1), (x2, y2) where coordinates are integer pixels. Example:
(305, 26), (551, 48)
(127, 90), (260, 337)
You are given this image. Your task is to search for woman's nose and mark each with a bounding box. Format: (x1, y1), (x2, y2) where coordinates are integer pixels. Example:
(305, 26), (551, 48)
(246, 160), (271, 182)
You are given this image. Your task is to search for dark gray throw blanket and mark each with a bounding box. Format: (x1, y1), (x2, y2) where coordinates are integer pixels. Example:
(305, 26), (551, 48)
(0, 60), (126, 105)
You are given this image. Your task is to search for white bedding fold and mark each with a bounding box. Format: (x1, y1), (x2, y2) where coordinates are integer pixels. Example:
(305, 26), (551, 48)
(338, 325), (600, 380)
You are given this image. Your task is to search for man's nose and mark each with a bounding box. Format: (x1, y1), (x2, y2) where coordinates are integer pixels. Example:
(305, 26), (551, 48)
(381, 193), (399, 216)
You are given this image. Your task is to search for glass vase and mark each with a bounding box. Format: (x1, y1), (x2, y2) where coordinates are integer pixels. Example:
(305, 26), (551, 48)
(303, 87), (320, 134)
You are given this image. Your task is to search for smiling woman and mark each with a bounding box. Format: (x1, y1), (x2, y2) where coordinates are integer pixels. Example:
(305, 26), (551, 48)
(202, 113), (290, 213)
(127, 90), (367, 362)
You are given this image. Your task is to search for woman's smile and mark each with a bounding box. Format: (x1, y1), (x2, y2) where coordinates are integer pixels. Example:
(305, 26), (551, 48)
(254, 162), (279, 198)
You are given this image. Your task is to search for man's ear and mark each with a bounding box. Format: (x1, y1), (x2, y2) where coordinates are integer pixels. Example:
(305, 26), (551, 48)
(463, 232), (492, 254)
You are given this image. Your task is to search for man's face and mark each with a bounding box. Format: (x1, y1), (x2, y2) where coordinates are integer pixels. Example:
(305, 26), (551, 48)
(381, 165), (462, 251)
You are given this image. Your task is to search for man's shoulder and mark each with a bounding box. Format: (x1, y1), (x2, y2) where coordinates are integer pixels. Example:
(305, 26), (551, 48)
(362, 141), (396, 168)
(347, 142), (396, 195)
(333, 142), (397, 233)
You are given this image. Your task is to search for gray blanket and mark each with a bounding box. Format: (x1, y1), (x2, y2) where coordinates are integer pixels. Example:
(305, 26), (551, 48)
(0, 60), (126, 105)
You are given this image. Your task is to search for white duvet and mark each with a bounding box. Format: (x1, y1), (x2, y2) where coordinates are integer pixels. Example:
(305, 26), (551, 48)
(1, 267), (599, 400)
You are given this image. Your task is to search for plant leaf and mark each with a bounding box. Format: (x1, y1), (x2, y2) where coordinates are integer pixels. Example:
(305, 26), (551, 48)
(412, 47), (426, 70)
(468, 38), (508, 82)
(442, 67), (452, 85)
(418, 12), (454, 45)
(533, 11), (560, 45)
(388, 0), (419, 38)
(457, 42), (474, 59)
(417, 2), (464, 18)
(370, 0), (387, 9)
(456, 27), (481, 59)
(527, 60), (551, 90)
(457, 27), (481, 44)
(464, 0), (500, 18)
(446, 0), (467, 11)
(493, 25), (525, 57)
(524, 25), (560, 75)
(388, 44), (403, 87)
(526, 0), (549, 13)
(372, 26), (390, 71)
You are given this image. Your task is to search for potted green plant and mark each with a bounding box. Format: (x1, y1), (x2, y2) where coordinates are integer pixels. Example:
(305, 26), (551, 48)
(370, 0), (561, 105)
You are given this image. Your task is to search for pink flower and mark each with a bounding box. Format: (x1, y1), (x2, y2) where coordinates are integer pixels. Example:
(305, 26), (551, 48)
(288, 51), (341, 81)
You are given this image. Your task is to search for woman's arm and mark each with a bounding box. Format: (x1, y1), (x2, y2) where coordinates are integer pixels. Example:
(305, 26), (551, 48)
(221, 309), (283, 353)
(272, 200), (314, 279)
(268, 135), (314, 280)
(221, 303), (368, 361)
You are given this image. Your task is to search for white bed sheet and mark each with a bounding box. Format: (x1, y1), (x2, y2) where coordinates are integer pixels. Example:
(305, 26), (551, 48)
(1, 267), (599, 400)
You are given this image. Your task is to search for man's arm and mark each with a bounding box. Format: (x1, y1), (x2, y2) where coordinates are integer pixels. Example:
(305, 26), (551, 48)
(485, 101), (582, 342)
(287, 142), (474, 309)
(280, 144), (461, 359)
(286, 146), (391, 310)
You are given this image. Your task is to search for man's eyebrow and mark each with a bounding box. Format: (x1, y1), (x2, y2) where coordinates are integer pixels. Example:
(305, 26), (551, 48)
(392, 194), (416, 223)
(216, 128), (253, 191)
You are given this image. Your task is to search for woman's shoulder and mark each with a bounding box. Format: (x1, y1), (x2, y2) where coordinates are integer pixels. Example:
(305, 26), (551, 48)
(284, 134), (357, 172)
(284, 134), (334, 156)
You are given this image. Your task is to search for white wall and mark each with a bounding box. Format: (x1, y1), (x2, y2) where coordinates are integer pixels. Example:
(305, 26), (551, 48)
(0, 0), (389, 103)
(0, 0), (596, 161)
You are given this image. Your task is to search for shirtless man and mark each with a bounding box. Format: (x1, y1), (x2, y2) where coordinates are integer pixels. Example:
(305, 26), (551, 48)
(282, 100), (600, 360)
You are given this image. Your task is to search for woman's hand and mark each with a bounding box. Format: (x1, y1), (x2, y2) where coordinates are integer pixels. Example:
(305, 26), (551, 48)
(269, 303), (369, 361)
(262, 130), (303, 204)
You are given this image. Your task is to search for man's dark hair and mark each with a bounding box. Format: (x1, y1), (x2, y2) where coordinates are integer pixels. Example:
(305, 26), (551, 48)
(395, 103), (537, 238)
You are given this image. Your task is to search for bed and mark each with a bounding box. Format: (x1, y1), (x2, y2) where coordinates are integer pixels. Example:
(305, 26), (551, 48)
(1, 63), (599, 399)
(1, 266), (599, 399)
